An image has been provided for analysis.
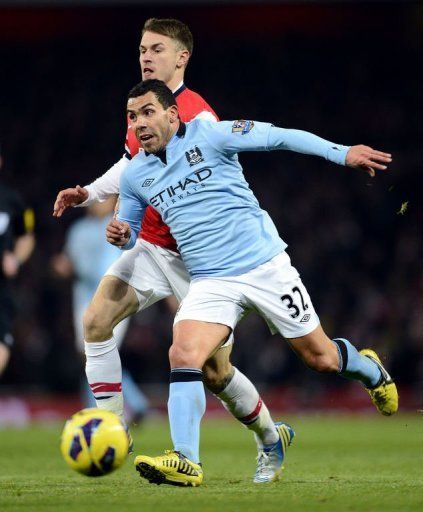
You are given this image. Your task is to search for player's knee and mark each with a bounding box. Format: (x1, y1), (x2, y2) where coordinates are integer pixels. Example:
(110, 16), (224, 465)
(169, 342), (203, 369)
(83, 305), (113, 341)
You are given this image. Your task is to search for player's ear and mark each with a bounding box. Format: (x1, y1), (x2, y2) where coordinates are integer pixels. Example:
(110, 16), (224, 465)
(176, 49), (190, 69)
(168, 104), (179, 123)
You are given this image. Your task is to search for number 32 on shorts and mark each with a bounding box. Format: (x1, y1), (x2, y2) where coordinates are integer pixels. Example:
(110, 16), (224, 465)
(281, 286), (309, 319)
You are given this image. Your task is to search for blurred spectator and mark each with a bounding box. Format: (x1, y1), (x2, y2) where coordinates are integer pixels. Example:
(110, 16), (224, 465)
(0, 147), (35, 377)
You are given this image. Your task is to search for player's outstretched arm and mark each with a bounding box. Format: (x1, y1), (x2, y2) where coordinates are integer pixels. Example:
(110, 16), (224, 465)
(210, 122), (392, 173)
(53, 156), (131, 218)
(53, 185), (88, 217)
(345, 145), (392, 177)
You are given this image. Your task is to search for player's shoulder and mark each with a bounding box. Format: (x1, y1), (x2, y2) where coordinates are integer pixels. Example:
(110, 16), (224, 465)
(177, 86), (207, 104)
(187, 118), (231, 133)
(185, 118), (218, 136)
(176, 85), (218, 121)
(126, 150), (148, 169)
(121, 152), (148, 181)
(184, 120), (233, 152)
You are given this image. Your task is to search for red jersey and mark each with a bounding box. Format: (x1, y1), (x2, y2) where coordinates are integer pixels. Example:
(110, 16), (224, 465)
(124, 84), (218, 251)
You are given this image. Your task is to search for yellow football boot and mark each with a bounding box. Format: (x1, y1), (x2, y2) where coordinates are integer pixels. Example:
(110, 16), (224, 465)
(360, 349), (399, 416)
(134, 450), (203, 487)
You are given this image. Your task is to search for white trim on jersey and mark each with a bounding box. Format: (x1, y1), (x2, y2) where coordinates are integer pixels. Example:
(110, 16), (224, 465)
(172, 81), (184, 93)
(77, 155), (130, 207)
(193, 110), (218, 122)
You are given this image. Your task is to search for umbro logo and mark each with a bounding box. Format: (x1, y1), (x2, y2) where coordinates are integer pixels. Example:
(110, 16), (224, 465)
(142, 178), (155, 187)
(185, 146), (204, 167)
(300, 314), (311, 323)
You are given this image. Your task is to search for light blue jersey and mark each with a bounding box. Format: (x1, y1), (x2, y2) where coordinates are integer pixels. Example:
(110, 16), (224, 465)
(118, 119), (349, 278)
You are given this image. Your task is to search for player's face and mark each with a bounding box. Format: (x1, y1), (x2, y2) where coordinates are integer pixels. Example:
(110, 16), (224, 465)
(139, 31), (184, 85)
(127, 91), (178, 154)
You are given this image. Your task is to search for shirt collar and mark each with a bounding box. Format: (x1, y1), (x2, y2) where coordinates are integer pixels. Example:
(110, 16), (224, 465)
(173, 82), (186, 97)
(176, 122), (186, 137)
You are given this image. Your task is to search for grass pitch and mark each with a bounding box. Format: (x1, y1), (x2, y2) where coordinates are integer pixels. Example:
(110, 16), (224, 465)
(0, 414), (422, 512)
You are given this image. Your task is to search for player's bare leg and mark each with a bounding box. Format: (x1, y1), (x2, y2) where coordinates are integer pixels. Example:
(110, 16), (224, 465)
(169, 320), (230, 467)
(156, 296), (280, 439)
(168, 293), (281, 454)
(135, 320), (229, 486)
(85, 276), (280, 445)
(288, 324), (398, 415)
(202, 344), (234, 392)
(287, 324), (339, 372)
(83, 276), (139, 422)
(170, 320), (229, 369)
(84, 276), (139, 342)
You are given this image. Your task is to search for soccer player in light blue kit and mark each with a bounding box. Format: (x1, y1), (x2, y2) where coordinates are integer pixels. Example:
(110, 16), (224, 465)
(107, 80), (398, 487)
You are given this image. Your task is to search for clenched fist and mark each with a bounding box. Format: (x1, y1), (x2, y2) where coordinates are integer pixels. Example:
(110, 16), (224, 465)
(106, 219), (131, 247)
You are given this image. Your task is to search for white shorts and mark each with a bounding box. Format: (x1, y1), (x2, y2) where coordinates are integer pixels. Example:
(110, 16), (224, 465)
(174, 251), (320, 339)
(105, 239), (234, 348)
(105, 239), (190, 307)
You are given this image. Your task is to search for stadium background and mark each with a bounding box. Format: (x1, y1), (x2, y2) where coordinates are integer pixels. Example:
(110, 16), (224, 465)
(0, 0), (421, 422)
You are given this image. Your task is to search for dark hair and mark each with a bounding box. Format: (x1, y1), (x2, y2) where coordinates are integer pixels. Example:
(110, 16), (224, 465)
(128, 79), (177, 109)
(142, 18), (193, 54)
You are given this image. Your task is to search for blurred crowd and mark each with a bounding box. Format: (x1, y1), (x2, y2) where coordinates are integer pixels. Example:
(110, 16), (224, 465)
(0, 4), (421, 400)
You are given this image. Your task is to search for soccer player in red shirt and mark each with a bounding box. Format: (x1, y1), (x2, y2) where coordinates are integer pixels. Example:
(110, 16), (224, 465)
(54, 19), (289, 483)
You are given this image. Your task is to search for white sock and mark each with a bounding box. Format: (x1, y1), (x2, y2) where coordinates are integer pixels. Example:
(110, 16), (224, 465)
(216, 367), (278, 447)
(84, 336), (123, 421)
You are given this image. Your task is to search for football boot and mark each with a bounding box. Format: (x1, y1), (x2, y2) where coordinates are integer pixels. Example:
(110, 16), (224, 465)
(253, 422), (295, 483)
(360, 349), (398, 416)
(135, 450), (203, 487)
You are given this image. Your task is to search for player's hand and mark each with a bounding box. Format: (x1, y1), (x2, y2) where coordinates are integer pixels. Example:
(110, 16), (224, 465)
(50, 253), (73, 278)
(2, 251), (20, 278)
(53, 185), (89, 217)
(345, 145), (392, 177)
(106, 219), (131, 247)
